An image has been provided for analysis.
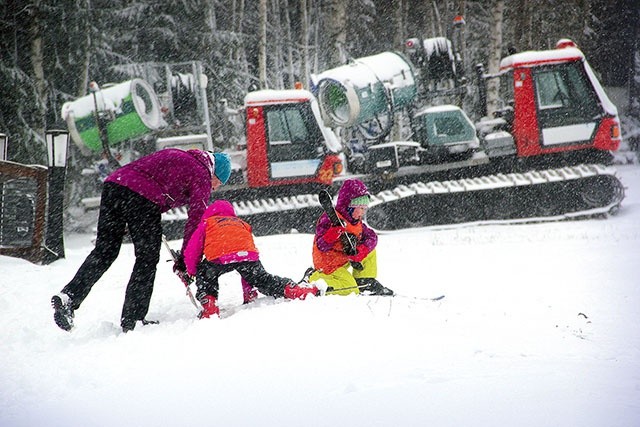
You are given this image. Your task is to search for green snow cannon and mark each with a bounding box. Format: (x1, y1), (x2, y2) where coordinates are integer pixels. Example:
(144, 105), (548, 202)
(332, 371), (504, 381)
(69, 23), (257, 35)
(311, 52), (417, 128)
(61, 78), (165, 152)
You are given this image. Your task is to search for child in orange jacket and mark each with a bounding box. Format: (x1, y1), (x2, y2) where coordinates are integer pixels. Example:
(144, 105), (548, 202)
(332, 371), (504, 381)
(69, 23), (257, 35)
(311, 179), (393, 296)
(184, 200), (317, 317)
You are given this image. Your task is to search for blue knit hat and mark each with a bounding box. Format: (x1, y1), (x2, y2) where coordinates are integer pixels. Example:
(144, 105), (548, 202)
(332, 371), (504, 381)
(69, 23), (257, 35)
(211, 152), (231, 184)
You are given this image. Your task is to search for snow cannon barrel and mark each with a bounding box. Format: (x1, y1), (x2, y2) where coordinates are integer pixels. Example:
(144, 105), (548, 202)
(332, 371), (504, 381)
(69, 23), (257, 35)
(61, 78), (165, 152)
(311, 52), (417, 128)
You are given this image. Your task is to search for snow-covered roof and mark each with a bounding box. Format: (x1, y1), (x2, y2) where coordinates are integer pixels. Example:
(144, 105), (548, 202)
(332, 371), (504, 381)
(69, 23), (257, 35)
(415, 104), (463, 116)
(244, 89), (313, 106)
(500, 47), (585, 71)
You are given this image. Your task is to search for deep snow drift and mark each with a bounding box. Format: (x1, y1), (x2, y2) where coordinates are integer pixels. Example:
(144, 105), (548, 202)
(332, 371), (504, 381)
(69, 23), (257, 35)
(1, 165), (639, 427)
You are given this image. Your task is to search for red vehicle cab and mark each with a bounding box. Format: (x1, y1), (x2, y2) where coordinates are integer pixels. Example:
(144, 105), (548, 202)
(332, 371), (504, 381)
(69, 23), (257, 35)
(499, 39), (621, 158)
(244, 89), (343, 188)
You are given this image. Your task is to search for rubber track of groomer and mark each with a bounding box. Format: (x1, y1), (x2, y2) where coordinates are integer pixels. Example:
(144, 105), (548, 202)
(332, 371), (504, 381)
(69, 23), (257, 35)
(161, 164), (624, 236)
(365, 163), (625, 231)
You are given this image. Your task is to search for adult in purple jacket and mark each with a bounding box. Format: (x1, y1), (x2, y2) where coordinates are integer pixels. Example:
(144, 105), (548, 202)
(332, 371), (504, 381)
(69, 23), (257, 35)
(51, 148), (232, 333)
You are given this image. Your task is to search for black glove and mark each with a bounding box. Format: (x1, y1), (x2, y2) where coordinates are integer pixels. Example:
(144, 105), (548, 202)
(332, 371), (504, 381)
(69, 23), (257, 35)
(173, 250), (187, 275)
(341, 232), (358, 256)
(350, 261), (364, 271)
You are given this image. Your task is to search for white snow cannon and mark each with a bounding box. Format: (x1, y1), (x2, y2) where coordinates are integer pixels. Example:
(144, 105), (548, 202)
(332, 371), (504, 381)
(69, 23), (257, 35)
(310, 52), (417, 129)
(61, 78), (166, 152)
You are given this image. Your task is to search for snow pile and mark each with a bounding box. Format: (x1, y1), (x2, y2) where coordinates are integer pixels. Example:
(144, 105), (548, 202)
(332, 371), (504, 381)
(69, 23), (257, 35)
(1, 166), (639, 427)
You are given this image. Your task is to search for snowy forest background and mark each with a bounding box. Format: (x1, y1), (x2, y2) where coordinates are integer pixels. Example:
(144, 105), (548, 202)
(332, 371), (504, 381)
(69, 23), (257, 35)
(1, 0), (639, 166)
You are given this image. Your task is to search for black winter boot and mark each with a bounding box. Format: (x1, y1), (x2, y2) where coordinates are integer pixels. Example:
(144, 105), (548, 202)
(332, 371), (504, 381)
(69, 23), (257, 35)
(121, 318), (159, 333)
(355, 278), (394, 296)
(121, 318), (137, 333)
(51, 293), (74, 331)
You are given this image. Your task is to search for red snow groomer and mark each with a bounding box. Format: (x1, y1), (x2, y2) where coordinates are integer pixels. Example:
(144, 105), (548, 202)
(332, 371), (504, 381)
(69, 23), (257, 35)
(220, 38), (624, 232)
(487, 38), (621, 161)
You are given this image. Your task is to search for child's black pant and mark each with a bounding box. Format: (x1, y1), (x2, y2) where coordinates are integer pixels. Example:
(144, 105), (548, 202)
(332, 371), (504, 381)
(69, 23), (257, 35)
(196, 260), (291, 299)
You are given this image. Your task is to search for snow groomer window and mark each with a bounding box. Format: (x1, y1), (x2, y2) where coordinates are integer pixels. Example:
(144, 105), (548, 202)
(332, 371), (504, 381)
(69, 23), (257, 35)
(534, 63), (601, 129)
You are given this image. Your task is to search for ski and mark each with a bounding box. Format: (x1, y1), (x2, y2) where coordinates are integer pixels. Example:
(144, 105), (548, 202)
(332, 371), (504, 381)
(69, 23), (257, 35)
(324, 283), (445, 301)
(394, 294), (445, 302)
(318, 189), (358, 256)
(161, 235), (202, 311)
(318, 189), (363, 270)
(220, 269), (444, 318)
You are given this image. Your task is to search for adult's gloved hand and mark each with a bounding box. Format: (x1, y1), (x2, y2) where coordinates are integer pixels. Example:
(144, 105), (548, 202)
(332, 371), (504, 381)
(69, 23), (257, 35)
(173, 250), (187, 275)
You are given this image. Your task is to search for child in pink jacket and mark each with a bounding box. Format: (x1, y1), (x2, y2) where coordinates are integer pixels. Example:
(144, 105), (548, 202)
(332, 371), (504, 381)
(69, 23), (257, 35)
(183, 200), (317, 318)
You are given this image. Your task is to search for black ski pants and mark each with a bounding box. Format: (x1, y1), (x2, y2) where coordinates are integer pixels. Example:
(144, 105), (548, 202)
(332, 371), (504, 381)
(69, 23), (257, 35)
(62, 182), (162, 325)
(196, 260), (291, 299)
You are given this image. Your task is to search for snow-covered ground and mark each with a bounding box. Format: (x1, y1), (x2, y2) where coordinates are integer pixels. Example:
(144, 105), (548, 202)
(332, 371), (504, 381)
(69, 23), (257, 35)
(1, 164), (639, 427)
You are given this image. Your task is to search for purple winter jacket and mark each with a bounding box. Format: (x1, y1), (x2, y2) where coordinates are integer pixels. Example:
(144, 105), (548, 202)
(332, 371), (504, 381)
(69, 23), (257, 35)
(105, 148), (214, 252)
(314, 179), (377, 253)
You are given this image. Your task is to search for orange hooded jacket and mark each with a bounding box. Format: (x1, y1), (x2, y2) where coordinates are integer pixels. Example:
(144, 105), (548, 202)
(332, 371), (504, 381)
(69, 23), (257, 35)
(183, 200), (258, 275)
